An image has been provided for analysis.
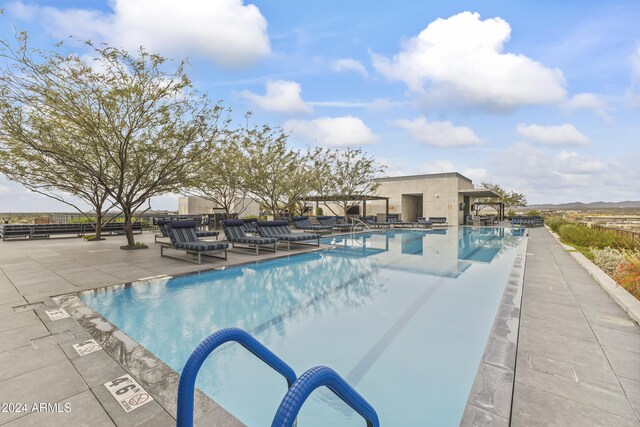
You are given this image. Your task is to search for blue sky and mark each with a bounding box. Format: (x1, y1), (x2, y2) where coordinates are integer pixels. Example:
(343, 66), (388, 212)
(1, 0), (639, 211)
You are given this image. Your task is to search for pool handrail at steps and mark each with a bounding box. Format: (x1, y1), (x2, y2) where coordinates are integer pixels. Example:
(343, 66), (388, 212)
(271, 365), (380, 427)
(176, 327), (380, 427)
(176, 328), (296, 427)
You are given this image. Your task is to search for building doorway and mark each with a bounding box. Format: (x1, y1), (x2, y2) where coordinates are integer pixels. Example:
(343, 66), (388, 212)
(402, 194), (423, 222)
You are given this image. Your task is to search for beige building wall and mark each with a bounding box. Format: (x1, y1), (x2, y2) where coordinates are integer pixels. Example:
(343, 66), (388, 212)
(178, 196), (260, 217)
(367, 172), (475, 225)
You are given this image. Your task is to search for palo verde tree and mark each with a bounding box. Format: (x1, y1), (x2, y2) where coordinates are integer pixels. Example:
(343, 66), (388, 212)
(473, 181), (527, 215)
(317, 147), (386, 217)
(186, 129), (249, 218)
(0, 34), (119, 239)
(0, 33), (224, 246)
(239, 123), (310, 219)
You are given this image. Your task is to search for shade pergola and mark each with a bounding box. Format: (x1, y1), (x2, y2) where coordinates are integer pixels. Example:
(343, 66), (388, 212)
(302, 194), (390, 217)
(458, 189), (505, 221)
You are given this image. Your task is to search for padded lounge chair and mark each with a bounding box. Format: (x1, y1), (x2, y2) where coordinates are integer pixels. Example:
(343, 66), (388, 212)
(242, 218), (258, 234)
(417, 217), (432, 228)
(364, 216), (390, 228)
(160, 221), (228, 264)
(222, 219), (277, 255)
(257, 220), (321, 250)
(155, 220), (219, 243)
(291, 216), (333, 233)
(428, 217), (448, 226)
(317, 216), (352, 231)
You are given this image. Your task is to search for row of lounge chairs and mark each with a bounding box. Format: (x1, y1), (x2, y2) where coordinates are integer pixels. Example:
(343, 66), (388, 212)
(363, 216), (448, 228)
(510, 216), (544, 228)
(160, 220), (322, 263)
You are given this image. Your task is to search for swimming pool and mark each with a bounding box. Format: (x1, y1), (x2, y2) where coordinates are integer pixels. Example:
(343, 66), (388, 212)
(80, 227), (524, 426)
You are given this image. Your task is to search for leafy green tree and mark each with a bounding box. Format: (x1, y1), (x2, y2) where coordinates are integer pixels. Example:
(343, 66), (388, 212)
(473, 181), (527, 215)
(239, 123), (307, 218)
(186, 130), (250, 217)
(316, 147), (386, 217)
(0, 34), (223, 246)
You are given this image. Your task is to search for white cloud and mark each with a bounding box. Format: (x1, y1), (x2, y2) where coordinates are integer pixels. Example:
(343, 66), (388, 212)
(372, 11), (566, 109)
(393, 117), (483, 148)
(283, 116), (379, 146)
(239, 80), (312, 114)
(331, 58), (369, 78)
(516, 123), (590, 146)
(9, 0), (270, 68)
(487, 143), (639, 203)
(564, 93), (613, 124)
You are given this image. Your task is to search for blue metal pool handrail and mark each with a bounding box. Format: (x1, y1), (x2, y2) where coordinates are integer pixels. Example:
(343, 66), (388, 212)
(176, 327), (297, 427)
(271, 366), (380, 427)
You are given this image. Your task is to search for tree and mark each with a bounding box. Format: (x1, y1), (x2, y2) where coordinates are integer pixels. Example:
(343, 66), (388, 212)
(317, 148), (386, 217)
(473, 181), (527, 215)
(239, 123), (309, 219)
(186, 130), (250, 218)
(0, 33), (224, 246)
(0, 34), (118, 239)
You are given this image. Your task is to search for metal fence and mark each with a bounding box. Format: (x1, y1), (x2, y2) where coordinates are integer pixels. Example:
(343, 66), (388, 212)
(588, 223), (640, 242)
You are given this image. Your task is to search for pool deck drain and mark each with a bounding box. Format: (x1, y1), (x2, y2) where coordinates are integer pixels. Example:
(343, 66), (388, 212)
(0, 227), (638, 426)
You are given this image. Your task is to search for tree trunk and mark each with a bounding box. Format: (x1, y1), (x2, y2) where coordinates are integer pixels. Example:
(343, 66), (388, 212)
(94, 210), (103, 240)
(123, 208), (135, 246)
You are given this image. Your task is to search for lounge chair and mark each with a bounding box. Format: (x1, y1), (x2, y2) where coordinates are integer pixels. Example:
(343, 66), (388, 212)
(417, 217), (432, 228)
(291, 216), (333, 233)
(363, 216), (390, 228)
(428, 217), (448, 227)
(387, 216), (411, 228)
(317, 216), (352, 232)
(257, 220), (321, 250)
(222, 219), (277, 255)
(155, 220), (219, 243)
(160, 221), (228, 264)
(335, 216), (365, 231)
(242, 218), (258, 234)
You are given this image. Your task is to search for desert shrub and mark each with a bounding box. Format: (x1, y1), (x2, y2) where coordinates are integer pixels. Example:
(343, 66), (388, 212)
(614, 256), (640, 300)
(592, 247), (626, 275)
(68, 217), (96, 224)
(315, 207), (324, 216)
(545, 216), (569, 233)
(507, 209), (516, 217)
(527, 209), (541, 216)
(558, 223), (639, 250)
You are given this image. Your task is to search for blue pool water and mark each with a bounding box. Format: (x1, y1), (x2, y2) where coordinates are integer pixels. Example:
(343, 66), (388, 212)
(81, 227), (523, 426)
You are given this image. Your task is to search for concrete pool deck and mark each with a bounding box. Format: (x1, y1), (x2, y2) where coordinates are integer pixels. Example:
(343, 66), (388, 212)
(0, 227), (638, 426)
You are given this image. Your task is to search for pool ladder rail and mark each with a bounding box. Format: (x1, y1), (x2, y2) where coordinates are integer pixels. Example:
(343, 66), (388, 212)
(176, 327), (380, 427)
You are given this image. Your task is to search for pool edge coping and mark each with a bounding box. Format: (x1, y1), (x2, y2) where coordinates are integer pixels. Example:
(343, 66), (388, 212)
(460, 232), (528, 425)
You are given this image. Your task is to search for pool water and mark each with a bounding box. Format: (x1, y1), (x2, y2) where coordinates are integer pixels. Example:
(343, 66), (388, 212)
(81, 227), (523, 426)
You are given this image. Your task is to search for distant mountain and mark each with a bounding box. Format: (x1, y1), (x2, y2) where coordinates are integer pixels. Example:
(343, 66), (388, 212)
(527, 201), (640, 210)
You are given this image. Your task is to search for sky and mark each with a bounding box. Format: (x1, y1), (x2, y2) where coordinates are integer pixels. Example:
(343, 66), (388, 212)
(0, 0), (639, 211)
